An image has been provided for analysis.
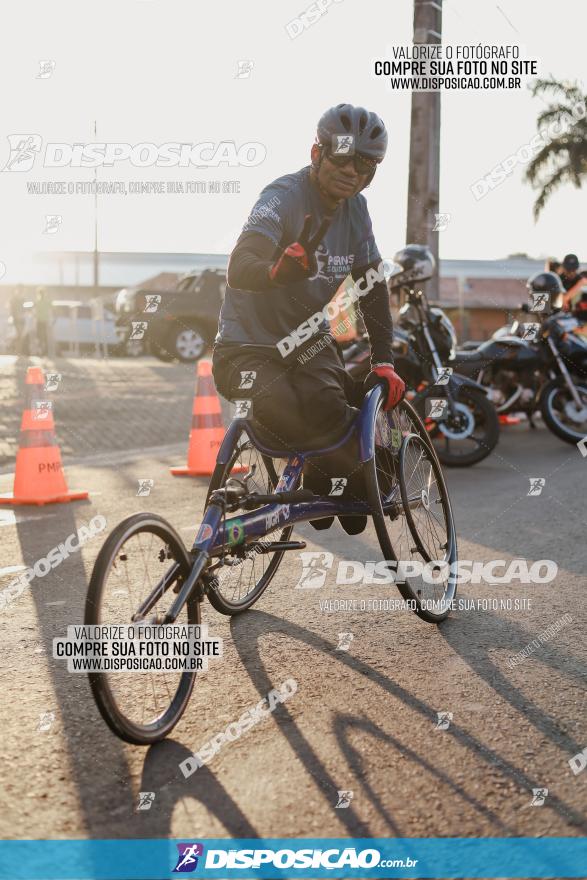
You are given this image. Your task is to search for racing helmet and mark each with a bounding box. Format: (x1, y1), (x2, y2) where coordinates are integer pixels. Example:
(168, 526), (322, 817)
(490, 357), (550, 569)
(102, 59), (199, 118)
(562, 253), (580, 272)
(387, 244), (436, 289)
(526, 272), (564, 294)
(316, 104), (388, 187)
(527, 271), (564, 311)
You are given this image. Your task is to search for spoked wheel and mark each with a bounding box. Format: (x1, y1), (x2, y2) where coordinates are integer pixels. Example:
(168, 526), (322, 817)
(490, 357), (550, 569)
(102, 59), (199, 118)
(85, 514), (200, 744)
(540, 378), (587, 443)
(205, 431), (297, 615)
(366, 398), (458, 623)
(416, 386), (499, 467)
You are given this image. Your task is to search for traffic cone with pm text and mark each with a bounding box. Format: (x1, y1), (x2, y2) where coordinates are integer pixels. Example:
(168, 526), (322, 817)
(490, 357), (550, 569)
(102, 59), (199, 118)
(0, 366), (89, 506)
(171, 359), (244, 477)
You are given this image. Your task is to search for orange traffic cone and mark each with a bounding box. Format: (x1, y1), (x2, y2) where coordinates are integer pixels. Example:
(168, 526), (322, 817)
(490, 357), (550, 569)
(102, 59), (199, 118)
(0, 366), (89, 506)
(171, 360), (239, 477)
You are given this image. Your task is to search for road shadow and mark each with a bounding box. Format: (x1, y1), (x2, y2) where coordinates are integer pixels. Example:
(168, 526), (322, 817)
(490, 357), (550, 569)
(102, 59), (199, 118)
(228, 609), (587, 834)
(332, 713), (510, 834)
(133, 740), (258, 838)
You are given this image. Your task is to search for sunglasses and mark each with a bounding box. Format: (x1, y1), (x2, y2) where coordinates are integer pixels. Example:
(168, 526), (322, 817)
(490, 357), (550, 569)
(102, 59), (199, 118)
(323, 149), (379, 176)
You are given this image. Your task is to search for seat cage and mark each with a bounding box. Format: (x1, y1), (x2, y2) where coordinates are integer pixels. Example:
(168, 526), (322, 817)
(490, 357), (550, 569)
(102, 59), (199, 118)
(215, 383), (383, 469)
(186, 384), (398, 560)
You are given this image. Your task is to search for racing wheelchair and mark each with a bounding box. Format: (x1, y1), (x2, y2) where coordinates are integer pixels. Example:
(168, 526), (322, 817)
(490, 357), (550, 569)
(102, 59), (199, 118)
(85, 383), (458, 743)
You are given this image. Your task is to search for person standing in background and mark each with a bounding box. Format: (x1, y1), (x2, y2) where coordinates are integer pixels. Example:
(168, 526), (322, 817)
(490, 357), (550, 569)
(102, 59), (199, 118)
(34, 287), (52, 356)
(558, 254), (587, 292)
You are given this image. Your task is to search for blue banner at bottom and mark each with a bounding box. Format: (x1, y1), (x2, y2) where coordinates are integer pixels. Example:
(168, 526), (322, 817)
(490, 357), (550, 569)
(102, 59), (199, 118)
(0, 838), (586, 879)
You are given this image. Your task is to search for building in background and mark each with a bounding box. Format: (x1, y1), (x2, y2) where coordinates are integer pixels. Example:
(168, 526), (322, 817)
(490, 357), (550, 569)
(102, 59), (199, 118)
(0, 251), (568, 350)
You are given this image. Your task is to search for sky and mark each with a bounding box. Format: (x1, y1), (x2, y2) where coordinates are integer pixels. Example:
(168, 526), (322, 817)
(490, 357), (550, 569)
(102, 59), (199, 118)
(0, 0), (585, 284)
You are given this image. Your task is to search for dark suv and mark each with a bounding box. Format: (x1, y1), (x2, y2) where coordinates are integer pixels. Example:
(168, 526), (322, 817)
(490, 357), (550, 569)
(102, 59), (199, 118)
(114, 268), (226, 362)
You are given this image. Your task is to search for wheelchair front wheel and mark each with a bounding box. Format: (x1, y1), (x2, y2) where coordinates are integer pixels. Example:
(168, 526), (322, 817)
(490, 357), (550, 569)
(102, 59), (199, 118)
(85, 514), (200, 744)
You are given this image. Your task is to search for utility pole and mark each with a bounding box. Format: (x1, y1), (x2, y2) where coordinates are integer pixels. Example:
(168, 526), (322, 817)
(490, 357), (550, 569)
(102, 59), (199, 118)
(93, 119), (99, 292)
(406, 0), (442, 294)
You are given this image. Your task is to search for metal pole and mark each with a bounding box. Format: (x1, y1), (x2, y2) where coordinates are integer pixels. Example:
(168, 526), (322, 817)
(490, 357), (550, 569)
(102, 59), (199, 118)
(93, 120), (99, 293)
(406, 0), (442, 294)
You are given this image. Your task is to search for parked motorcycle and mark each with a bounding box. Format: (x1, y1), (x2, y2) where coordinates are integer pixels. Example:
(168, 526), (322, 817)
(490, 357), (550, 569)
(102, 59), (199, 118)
(344, 245), (499, 467)
(452, 272), (587, 444)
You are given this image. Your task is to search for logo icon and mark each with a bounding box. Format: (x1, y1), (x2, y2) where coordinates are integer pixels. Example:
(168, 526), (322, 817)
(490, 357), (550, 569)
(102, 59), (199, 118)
(530, 787), (548, 806)
(38, 711), (55, 732)
(143, 294), (161, 313)
(435, 367), (453, 385)
(238, 370), (256, 389)
(44, 373), (62, 392)
(235, 60), (254, 79)
(130, 321), (148, 340)
(313, 243), (331, 281)
(173, 843), (204, 873)
(521, 323), (540, 341)
(433, 212), (451, 232)
(234, 399), (252, 419)
(426, 398), (449, 420)
(568, 745), (587, 776)
(136, 791), (156, 811)
(435, 711), (453, 730)
(137, 479), (154, 497)
(527, 477), (545, 497)
(529, 292), (549, 312)
(33, 400), (52, 421)
(329, 477), (347, 496)
(2, 134), (42, 171)
(336, 632), (354, 652)
(43, 215), (62, 234)
(335, 790), (354, 809)
(195, 523), (214, 542)
(37, 60), (56, 79)
(332, 134), (354, 155)
(296, 551), (334, 589)
(227, 518), (245, 547)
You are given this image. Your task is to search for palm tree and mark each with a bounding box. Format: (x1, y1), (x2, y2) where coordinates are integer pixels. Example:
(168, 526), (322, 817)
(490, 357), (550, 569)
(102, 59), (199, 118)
(524, 78), (587, 219)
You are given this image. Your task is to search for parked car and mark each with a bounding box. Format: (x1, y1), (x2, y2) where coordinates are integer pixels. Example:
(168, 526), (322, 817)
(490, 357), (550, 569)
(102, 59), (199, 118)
(114, 268), (226, 363)
(6, 299), (120, 355)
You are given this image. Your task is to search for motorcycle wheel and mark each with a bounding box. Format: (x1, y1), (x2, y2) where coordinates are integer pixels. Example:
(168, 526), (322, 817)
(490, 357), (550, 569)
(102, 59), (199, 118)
(540, 377), (587, 444)
(416, 386), (500, 467)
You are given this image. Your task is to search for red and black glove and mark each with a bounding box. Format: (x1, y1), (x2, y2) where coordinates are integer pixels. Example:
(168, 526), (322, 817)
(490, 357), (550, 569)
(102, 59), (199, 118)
(364, 363), (406, 410)
(268, 214), (331, 285)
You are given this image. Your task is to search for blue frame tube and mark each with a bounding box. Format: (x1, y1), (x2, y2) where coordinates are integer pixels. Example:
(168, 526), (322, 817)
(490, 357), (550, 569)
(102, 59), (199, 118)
(189, 386), (387, 557)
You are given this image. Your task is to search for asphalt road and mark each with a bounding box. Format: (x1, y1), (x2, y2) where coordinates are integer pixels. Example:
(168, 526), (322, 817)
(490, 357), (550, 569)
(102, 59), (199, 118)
(1, 355), (586, 843)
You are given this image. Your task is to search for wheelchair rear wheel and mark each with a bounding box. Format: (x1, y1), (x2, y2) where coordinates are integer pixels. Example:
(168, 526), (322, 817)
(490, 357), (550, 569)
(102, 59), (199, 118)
(366, 399), (458, 623)
(205, 430), (298, 615)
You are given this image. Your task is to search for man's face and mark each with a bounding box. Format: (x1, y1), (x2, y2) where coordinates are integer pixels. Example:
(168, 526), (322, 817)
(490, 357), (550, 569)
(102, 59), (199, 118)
(312, 144), (369, 200)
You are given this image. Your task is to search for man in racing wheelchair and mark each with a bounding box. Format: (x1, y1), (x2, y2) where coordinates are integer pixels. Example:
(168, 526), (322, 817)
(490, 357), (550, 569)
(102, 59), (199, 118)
(212, 104), (405, 535)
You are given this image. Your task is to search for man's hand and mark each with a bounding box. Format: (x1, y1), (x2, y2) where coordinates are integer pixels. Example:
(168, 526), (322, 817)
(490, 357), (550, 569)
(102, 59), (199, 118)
(269, 214), (331, 285)
(364, 363), (405, 410)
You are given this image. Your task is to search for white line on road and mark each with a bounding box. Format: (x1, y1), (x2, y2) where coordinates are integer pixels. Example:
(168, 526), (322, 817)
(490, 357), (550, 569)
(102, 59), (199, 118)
(0, 443), (186, 477)
(0, 564), (26, 577)
(0, 510), (57, 528)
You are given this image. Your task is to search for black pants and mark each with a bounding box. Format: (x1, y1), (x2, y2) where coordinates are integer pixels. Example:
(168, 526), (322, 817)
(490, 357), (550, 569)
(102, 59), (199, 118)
(212, 336), (367, 502)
